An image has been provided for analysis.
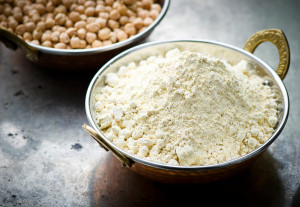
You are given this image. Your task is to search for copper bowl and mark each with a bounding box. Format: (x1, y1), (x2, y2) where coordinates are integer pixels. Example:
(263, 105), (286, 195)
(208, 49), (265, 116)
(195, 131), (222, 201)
(0, 0), (170, 71)
(83, 29), (290, 183)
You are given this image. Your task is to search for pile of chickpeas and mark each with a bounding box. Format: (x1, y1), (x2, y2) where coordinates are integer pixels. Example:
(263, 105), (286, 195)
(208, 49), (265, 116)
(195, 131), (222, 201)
(0, 0), (161, 49)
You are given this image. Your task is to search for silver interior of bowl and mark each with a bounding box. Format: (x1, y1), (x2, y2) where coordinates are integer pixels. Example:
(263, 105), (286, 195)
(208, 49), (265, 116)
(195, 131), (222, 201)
(85, 40), (289, 171)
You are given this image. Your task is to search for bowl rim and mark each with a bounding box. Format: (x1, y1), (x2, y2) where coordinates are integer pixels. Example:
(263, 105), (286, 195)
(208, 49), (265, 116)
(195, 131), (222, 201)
(26, 0), (170, 55)
(85, 39), (289, 171)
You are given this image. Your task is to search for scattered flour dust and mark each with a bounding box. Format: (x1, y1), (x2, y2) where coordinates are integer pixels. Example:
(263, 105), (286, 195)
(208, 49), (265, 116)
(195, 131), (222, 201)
(92, 48), (279, 166)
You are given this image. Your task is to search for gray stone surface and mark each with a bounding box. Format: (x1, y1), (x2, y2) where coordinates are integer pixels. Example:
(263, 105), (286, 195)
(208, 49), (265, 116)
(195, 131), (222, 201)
(0, 0), (299, 206)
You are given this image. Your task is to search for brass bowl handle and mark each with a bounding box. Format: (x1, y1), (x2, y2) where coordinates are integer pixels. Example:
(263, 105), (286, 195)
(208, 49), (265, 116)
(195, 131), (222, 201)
(244, 29), (290, 80)
(82, 124), (133, 168)
(0, 26), (39, 62)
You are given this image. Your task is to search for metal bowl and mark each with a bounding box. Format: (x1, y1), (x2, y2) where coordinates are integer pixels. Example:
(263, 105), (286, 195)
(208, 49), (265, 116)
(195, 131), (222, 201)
(0, 0), (170, 71)
(83, 29), (290, 183)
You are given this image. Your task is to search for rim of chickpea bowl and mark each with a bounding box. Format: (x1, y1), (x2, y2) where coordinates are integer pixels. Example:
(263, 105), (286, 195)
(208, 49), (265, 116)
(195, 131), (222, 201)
(83, 29), (290, 183)
(0, 0), (170, 55)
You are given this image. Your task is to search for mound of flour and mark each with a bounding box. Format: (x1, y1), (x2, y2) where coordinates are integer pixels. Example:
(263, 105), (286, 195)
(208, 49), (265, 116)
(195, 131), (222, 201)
(93, 48), (279, 166)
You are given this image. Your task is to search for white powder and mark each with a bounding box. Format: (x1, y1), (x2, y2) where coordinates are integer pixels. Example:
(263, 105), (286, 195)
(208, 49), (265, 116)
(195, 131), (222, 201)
(93, 48), (279, 166)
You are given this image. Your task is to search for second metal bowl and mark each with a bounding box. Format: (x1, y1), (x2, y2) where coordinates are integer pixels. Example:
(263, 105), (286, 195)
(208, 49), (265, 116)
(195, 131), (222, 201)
(0, 0), (170, 71)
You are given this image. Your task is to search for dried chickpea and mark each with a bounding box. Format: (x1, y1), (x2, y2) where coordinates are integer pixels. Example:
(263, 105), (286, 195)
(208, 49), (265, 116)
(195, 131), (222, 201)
(65, 19), (73, 28)
(45, 13), (54, 19)
(149, 9), (159, 19)
(57, 26), (67, 33)
(0, 21), (8, 28)
(133, 17), (143, 29)
(15, 24), (27, 36)
(46, 2), (55, 12)
(62, 0), (76, 9)
(32, 13), (41, 24)
(141, 0), (153, 9)
(118, 5), (128, 16)
(51, 31), (60, 42)
(23, 32), (33, 41)
(143, 17), (153, 26)
(59, 32), (70, 43)
(69, 11), (81, 23)
(98, 27), (111, 40)
(25, 22), (36, 33)
(104, 6), (112, 13)
(13, 12), (23, 23)
(79, 39), (87, 48)
(69, 3), (77, 11)
(124, 0), (135, 5)
(127, 9), (136, 17)
(99, 12), (109, 20)
(44, 30), (52, 35)
(51, 25), (60, 32)
(36, 21), (46, 32)
(86, 32), (97, 44)
(45, 18), (55, 28)
(31, 40), (40, 45)
(109, 9), (120, 20)
(8, 18), (18, 30)
(115, 29), (128, 41)
(55, 13), (67, 26)
(118, 16), (128, 26)
(4, 6), (12, 17)
(54, 5), (67, 15)
(41, 33), (51, 42)
(86, 22), (100, 33)
(74, 20), (86, 29)
(112, 2), (121, 9)
(28, 9), (39, 17)
(70, 36), (81, 48)
(103, 40), (112, 46)
(84, 1), (96, 8)
(50, 0), (62, 6)
(124, 23), (136, 35)
(92, 40), (103, 48)
(33, 29), (43, 40)
(87, 17), (96, 24)
(110, 31), (117, 43)
(76, 5), (85, 14)
(97, 1), (105, 6)
(108, 19), (119, 30)
(0, 14), (6, 22)
(138, 26), (146, 33)
(105, 0), (114, 6)
(95, 17), (106, 28)
(66, 27), (77, 37)
(34, 4), (46, 15)
(12, 6), (21, 14)
(85, 7), (95, 17)
(80, 14), (87, 21)
(36, 0), (46, 4)
(151, 4), (162, 12)
(42, 40), (52, 47)
(77, 28), (86, 39)
(86, 45), (92, 49)
(77, 0), (85, 5)
(15, 1), (28, 8)
(95, 4), (105, 13)
(138, 9), (149, 19)
(55, 42), (67, 49)
(23, 16), (30, 24)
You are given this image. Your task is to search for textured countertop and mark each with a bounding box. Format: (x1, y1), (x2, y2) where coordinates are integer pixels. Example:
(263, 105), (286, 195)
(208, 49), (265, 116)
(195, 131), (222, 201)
(0, 0), (299, 206)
